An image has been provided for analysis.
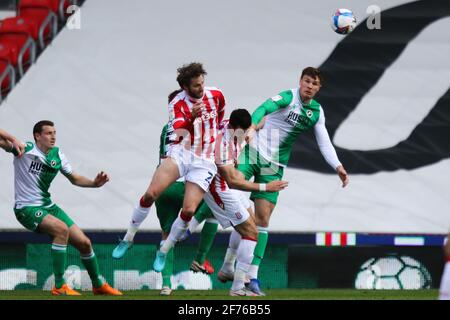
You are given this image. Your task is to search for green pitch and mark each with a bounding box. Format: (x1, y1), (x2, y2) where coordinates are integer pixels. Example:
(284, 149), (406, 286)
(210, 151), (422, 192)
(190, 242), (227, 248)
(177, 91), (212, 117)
(0, 289), (439, 300)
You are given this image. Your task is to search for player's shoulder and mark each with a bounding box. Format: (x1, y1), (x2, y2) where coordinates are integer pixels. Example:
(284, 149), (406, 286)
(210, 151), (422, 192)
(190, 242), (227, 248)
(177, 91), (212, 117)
(169, 91), (187, 106)
(24, 141), (35, 153)
(205, 86), (224, 97)
(310, 98), (322, 111)
(270, 89), (294, 103)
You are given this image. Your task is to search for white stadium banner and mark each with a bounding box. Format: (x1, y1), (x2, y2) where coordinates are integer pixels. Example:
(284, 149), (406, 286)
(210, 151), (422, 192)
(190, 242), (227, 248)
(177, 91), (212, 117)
(0, 0), (449, 233)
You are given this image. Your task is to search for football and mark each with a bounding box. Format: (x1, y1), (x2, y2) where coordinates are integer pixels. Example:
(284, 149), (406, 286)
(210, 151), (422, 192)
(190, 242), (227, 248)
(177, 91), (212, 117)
(354, 255), (432, 290)
(331, 8), (357, 35)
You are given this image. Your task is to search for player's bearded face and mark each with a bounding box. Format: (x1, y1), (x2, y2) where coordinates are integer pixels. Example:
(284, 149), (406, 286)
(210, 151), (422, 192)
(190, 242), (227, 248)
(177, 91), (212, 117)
(36, 126), (56, 150)
(185, 75), (205, 99)
(299, 75), (321, 102)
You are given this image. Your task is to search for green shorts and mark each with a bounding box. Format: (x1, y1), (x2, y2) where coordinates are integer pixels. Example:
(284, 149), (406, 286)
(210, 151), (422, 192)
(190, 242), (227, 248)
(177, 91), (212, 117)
(237, 145), (284, 205)
(14, 204), (75, 232)
(156, 181), (213, 233)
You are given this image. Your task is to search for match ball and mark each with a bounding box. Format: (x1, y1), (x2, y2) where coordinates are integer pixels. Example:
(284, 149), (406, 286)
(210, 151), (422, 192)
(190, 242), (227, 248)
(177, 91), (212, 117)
(331, 9), (357, 35)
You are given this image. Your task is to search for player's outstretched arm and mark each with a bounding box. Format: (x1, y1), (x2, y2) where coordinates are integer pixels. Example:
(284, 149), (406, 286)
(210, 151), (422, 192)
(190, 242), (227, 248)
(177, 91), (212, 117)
(336, 165), (349, 188)
(66, 171), (110, 188)
(219, 165), (288, 192)
(0, 129), (25, 156)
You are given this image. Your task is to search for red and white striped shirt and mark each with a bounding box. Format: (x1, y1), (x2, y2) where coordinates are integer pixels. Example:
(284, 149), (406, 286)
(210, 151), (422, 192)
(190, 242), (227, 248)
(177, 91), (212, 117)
(211, 120), (246, 193)
(168, 87), (225, 161)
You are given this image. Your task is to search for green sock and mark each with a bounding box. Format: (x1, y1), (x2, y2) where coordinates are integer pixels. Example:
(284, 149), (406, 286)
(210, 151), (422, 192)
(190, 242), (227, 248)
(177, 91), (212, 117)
(195, 221), (218, 264)
(81, 252), (103, 288)
(194, 205), (213, 224)
(162, 248), (174, 287)
(251, 229), (269, 266)
(51, 243), (67, 288)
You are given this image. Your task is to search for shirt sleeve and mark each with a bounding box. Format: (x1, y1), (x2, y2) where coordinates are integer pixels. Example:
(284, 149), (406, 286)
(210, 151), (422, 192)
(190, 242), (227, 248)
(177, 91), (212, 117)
(169, 100), (193, 131)
(252, 90), (293, 125)
(58, 149), (73, 176)
(314, 107), (342, 170)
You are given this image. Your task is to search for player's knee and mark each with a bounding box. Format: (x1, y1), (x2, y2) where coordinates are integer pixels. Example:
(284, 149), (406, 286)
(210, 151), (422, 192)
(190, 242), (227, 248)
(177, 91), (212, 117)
(144, 189), (158, 203)
(78, 238), (92, 253)
(181, 207), (196, 217)
(54, 223), (69, 240)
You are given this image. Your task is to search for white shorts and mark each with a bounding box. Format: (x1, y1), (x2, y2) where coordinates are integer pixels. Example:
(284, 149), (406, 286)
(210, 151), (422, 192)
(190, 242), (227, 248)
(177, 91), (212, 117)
(168, 144), (217, 192)
(204, 187), (251, 229)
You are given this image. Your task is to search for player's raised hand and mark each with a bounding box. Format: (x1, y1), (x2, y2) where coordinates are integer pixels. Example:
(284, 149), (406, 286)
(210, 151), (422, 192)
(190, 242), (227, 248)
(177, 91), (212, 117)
(11, 140), (26, 157)
(93, 171), (110, 187)
(191, 101), (204, 118)
(266, 180), (289, 192)
(336, 165), (349, 188)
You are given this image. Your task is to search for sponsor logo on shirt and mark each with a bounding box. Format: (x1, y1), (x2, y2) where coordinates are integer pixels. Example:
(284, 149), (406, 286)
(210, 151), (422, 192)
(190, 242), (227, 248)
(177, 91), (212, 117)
(285, 111), (312, 128)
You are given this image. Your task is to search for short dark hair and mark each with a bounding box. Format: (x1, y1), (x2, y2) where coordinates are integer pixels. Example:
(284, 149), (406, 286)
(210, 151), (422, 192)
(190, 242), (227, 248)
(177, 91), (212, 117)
(33, 120), (54, 140)
(176, 62), (207, 88)
(301, 67), (324, 85)
(168, 89), (183, 103)
(229, 109), (251, 130)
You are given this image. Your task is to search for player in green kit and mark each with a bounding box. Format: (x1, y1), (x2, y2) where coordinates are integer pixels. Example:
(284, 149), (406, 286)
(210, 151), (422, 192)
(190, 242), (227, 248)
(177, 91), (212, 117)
(112, 91), (219, 295)
(227, 67), (349, 295)
(0, 121), (122, 296)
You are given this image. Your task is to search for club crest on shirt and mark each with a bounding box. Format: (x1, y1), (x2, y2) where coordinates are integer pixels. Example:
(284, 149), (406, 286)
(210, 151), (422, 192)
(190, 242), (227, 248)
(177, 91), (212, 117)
(235, 211), (243, 220)
(306, 110), (313, 118)
(50, 160), (57, 167)
(35, 210), (43, 217)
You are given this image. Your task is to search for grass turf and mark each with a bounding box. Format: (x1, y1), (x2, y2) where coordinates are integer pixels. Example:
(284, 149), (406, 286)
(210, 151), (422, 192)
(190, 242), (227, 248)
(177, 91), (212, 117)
(0, 289), (439, 300)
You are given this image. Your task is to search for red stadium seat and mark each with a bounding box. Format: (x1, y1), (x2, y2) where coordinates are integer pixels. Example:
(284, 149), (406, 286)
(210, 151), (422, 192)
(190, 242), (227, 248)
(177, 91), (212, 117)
(0, 58), (16, 102)
(18, 0), (58, 49)
(0, 27), (36, 77)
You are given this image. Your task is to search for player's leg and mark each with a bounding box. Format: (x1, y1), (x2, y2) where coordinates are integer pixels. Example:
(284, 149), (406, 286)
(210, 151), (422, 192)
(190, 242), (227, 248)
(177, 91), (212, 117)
(246, 162), (283, 295)
(159, 232), (174, 296)
(218, 228), (241, 282)
(439, 234), (450, 300)
(155, 182), (185, 296)
(155, 182), (206, 271)
(190, 203), (218, 274)
(115, 158), (180, 257)
(154, 161), (216, 272)
(36, 213), (77, 295)
(229, 216), (258, 296)
(68, 224), (122, 295)
(218, 193), (254, 281)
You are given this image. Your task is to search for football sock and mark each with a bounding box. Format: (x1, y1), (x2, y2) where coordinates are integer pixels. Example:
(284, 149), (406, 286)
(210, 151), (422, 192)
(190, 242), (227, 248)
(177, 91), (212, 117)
(231, 237), (257, 291)
(161, 243), (174, 288)
(51, 243), (67, 289)
(439, 260), (450, 300)
(221, 229), (240, 273)
(81, 251), (103, 288)
(187, 217), (200, 233)
(248, 226), (268, 279)
(161, 214), (190, 254)
(124, 197), (151, 242)
(195, 219), (218, 264)
(193, 204), (213, 224)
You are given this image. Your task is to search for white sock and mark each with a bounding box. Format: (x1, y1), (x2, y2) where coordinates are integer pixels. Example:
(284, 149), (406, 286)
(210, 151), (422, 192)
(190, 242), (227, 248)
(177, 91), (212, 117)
(231, 238), (256, 291)
(247, 264), (259, 280)
(188, 217), (200, 233)
(123, 201), (150, 242)
(160, 216), (189, 254)
(439, 261), (450, 300)
(221, 230), (241, 273)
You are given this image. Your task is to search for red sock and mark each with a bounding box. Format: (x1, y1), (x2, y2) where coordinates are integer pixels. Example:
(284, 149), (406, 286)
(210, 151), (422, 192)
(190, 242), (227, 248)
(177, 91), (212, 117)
(140, 196), (151, 208)
(180, 211), (192, 222)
